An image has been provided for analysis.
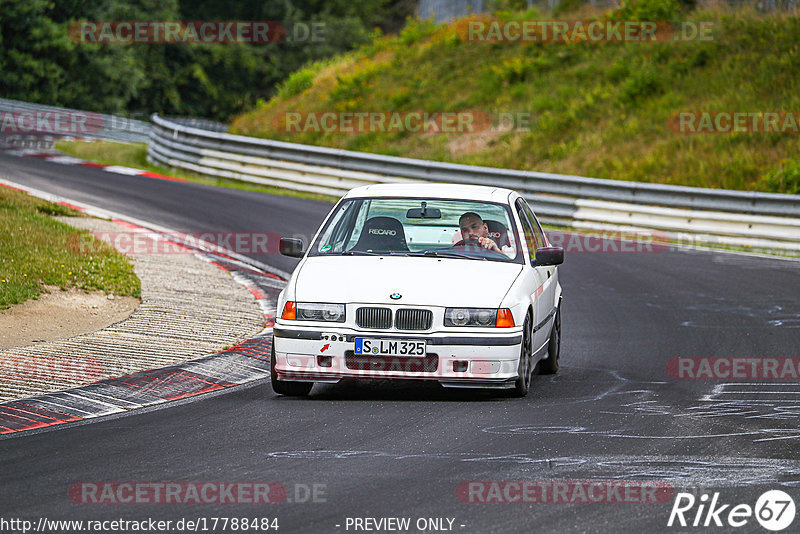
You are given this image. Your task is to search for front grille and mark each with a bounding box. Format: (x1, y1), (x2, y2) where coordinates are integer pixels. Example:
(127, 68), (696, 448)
(356, 307), (392, 329)
(395, 308), (433, 330)
(345, 351), (439, 373)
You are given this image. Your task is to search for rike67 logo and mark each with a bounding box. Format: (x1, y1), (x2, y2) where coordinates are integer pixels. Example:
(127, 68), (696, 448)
(668, 490), (795, 531)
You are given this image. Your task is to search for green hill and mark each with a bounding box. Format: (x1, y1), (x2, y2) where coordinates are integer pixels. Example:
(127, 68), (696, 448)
(230, 0), (800, 193)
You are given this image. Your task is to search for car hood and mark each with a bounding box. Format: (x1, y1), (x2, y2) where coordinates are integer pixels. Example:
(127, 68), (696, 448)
(293, 256), (522, 308)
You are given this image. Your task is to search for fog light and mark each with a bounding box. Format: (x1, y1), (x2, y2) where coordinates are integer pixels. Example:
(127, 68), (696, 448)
(472, 361), (492, 374)
(287, 355), (314, 368)
(453, 361), (468, 372)
(317, 355), (332, 367)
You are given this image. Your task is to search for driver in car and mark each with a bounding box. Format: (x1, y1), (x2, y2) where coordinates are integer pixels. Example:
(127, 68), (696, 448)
(458, 212), (502, 252)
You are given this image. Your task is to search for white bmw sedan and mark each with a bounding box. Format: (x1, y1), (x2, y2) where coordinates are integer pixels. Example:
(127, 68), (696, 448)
(272, 183), (563, 397)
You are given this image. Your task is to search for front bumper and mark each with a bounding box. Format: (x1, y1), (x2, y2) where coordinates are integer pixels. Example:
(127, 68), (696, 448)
(273, 325), (523, 388)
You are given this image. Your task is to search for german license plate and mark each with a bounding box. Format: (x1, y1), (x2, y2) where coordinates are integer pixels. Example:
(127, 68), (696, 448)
(354, 338), (427, 357)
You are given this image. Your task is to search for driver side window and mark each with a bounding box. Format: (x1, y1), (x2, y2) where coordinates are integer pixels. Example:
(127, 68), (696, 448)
(316, 200), (370, 253)
(516, 205), (537, 263)
(521, 200), (547, 249)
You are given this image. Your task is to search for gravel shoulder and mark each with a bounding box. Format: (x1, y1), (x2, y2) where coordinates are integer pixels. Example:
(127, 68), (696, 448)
(0, 286), (139, 349)
(0, 216), (265, 402)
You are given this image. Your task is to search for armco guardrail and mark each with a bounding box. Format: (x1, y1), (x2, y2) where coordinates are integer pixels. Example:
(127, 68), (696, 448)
(148, 114), (800, 252)
(0, 98), (151, 144)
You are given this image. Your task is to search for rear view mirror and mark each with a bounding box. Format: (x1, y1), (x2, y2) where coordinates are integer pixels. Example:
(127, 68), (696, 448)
(406, 207), (442, 219)
(406, 201), (441, 219)
(280, 237), (305, 258)
(533, 246), (564, 267)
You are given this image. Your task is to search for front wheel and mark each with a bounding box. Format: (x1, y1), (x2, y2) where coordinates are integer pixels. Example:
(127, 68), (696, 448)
(271, 342), (313, 396)
(539, 305), (561, 375)
(508, 313), (533, 397)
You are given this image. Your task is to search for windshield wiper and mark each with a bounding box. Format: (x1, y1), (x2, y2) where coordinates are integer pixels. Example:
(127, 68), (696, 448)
(341, 250), (382, 256)
(341, 250), (409, 256)
(408, 250), (486, 260)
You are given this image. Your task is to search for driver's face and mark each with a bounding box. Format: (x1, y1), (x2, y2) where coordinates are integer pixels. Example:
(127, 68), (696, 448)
(460, 216), (488, 241)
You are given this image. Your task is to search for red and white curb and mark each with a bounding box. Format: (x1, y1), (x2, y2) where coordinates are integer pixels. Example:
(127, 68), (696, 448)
(0, 147), (187, 183)
(0, 177), (289, 435)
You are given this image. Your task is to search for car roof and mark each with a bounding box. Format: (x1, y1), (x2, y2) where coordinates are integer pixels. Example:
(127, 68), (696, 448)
(342, 183), (517, 203)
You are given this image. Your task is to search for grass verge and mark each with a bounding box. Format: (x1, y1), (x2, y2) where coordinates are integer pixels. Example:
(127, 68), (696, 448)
(0, 187), (141, 309)
(229, 2), (800, 194)
(54, 140), (339, 203)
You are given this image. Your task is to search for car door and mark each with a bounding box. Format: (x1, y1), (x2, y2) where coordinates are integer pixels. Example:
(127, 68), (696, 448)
(520, 199), (558, 347)
(514, 200), (550, 352)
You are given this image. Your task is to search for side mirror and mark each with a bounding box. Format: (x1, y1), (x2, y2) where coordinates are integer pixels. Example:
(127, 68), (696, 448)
(279, 237), (305, 258)
(532, 246), (564, 267)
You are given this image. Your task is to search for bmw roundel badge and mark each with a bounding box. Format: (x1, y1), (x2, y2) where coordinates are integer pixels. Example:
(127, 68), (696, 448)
(390, 293), (402, 300)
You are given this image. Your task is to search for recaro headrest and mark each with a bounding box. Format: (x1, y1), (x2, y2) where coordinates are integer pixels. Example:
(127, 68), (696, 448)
(350, 216), (409, 252)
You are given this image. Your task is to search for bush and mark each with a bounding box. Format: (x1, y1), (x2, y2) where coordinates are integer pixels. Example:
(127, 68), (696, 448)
(552, 0), (584, 16)
(620, 67), (663, 103)
(761, 160), (800, 194)
(491, 57), (535, 83)
(277, 69), (317, 99)
(612, 0), (682, 20)
(487, 0), (530, 12)
(399, 18), (438, 45)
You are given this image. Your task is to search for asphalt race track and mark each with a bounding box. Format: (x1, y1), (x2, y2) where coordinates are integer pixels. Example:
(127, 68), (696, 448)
(1, 152), (799, 533)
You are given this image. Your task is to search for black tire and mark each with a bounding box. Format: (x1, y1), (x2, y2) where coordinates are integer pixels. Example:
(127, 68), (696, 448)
(539, 305), (561, 375)
(270, 342), (313, 396)
(508, 313), (533, 397)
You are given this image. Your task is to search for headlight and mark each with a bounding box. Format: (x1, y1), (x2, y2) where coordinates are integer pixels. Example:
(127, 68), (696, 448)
(445, 308), (498, 327)
(444, 308), (515, 327)
(296, 302), (346, 322)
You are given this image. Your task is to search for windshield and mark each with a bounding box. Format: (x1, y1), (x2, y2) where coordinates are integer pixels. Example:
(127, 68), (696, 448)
(309, 197), (522, 263)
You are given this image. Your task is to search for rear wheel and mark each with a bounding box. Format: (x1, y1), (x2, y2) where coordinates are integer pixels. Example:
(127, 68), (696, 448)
(270, 342), (313, 396)
(508, 313), (533, 397)
(539, 305), (561, 375)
